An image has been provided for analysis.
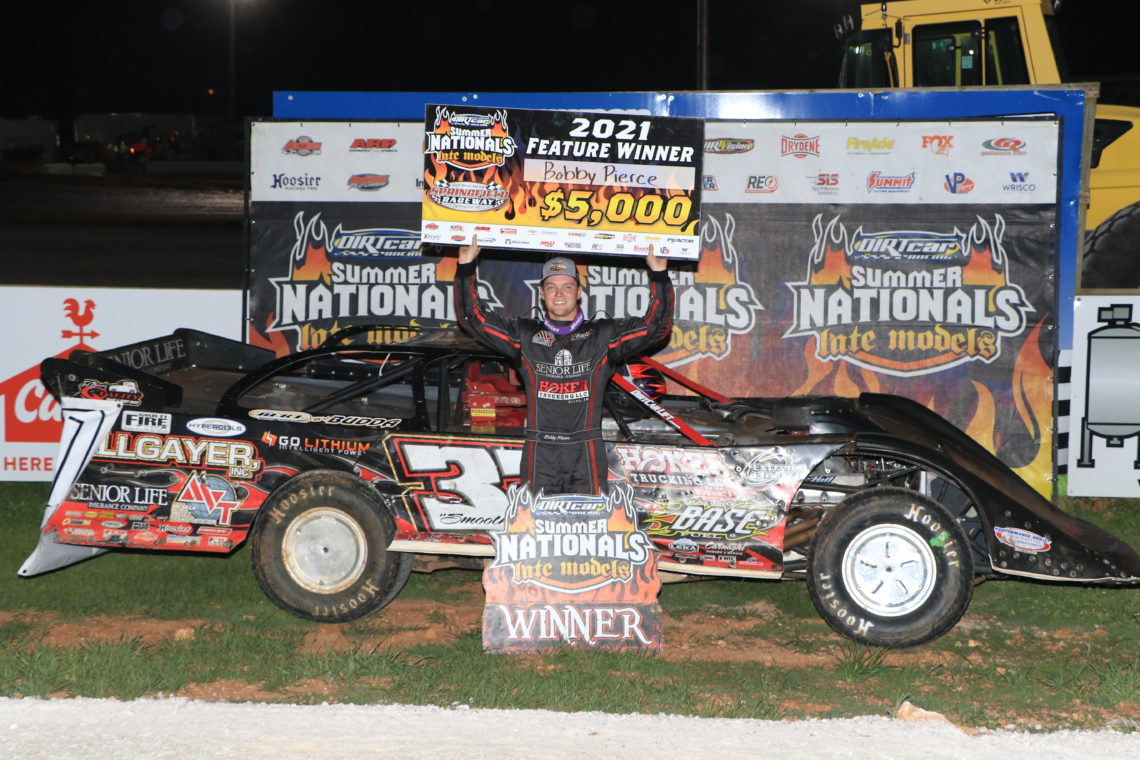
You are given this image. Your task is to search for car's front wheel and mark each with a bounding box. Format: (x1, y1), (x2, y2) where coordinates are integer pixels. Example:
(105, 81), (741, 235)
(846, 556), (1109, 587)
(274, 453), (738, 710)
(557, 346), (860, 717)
(251, 471), (408, 622)
(806, 487), (973, 648)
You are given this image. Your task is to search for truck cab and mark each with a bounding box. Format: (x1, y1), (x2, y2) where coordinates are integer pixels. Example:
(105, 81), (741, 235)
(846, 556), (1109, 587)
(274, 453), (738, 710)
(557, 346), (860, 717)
(839, 0), (1140, 286)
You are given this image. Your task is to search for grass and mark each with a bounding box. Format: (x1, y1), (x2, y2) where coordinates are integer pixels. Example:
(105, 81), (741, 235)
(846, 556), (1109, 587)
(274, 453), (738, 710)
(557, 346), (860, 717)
(834, 644), (892, 682)
(1, 481), (1138, 730)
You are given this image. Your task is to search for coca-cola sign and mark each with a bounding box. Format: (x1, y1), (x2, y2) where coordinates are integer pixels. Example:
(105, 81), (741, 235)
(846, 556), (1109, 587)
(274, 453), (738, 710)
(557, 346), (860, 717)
(0, 287), (241, 481)
(0, 364), (62, 443)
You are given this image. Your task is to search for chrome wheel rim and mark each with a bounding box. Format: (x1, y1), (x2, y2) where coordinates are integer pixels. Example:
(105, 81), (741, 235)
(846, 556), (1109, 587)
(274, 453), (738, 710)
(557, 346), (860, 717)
(841, 523), (937, 617)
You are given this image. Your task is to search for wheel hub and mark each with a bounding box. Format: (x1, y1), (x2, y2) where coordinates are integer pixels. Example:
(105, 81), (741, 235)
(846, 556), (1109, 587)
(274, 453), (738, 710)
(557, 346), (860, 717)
(281, 507), (368, 594)
(841, 523), (937, 617)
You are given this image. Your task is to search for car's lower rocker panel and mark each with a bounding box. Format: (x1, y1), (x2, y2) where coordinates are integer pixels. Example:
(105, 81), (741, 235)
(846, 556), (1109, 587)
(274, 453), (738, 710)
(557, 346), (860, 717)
(386, 540), (783, 579)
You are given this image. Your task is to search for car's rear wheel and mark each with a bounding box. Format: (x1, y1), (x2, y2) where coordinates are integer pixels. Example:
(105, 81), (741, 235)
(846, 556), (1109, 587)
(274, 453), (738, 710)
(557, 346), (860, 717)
(807, 487), (973, 648)
(251, 471), (407, 622)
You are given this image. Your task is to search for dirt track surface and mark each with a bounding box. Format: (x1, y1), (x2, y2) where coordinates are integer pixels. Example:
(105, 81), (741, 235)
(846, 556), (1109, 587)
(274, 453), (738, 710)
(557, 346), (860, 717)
(2, 697), (1139, 760)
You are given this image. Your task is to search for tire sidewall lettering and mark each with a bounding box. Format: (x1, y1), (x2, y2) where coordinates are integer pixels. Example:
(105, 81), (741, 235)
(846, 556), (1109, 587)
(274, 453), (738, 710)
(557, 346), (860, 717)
(252, 472), (398, 623)
(902, 503), (960, 567)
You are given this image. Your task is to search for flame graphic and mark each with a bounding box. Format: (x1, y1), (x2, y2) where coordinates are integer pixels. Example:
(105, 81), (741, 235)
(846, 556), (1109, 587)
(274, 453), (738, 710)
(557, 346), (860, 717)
(285, 212), (335, 283)
(807, 214), (854, 287)
(699, 214), (741, 288)
(833, 362), (860, 398)
(291, 244), (333, 283)
(860, 367), (881, 393)
(794, 340), (834, 395)
(435, 255), (458, 283)
(961, 216), (1011, 311)
(654, 214), (762, 372)
(965, 380), (997, 450)
(794, 347), (890, 398)
(247, 315), (294, 355)
(1009, 318), (1053, 495)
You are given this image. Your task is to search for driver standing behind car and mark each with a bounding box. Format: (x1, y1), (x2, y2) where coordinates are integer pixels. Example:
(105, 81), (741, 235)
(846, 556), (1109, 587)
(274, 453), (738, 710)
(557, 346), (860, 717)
(454, 238), (673, 495)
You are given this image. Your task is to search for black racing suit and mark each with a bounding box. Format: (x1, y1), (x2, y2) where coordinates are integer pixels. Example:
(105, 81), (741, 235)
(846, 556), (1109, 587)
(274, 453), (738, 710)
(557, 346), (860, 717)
(455, 261), (673, 495)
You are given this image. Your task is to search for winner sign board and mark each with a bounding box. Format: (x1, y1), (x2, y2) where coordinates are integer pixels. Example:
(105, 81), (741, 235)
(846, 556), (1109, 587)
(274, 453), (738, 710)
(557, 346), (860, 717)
(421, 105), (703, 260)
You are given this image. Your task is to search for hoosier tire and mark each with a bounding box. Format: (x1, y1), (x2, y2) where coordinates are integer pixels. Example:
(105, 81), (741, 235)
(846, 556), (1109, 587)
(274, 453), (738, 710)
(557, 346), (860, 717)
(807, 487), (973, 648)
(251, 471), (405, 623)
(1081, 201), (1140, 288)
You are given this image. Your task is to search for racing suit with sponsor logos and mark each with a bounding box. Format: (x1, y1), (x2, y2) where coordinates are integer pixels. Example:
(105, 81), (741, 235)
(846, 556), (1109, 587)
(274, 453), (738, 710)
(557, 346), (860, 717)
(455, 261), (673, 494)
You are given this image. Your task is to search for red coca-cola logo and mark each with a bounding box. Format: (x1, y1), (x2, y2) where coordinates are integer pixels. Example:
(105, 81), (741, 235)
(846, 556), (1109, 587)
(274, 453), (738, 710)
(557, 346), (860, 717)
(0, 364), (62, 443)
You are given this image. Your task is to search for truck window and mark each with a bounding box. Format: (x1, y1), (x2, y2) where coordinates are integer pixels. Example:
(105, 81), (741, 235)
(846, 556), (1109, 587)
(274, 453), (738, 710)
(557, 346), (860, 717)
(913, 18), (1030, 87)
(913, 21), (982, 86)
(984, 17), (1030, 85)
(840, 29), (894, 88)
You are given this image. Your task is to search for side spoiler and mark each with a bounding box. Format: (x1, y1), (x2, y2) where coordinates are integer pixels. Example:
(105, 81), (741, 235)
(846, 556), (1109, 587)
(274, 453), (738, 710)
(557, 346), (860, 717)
(18, 398), (123, 577)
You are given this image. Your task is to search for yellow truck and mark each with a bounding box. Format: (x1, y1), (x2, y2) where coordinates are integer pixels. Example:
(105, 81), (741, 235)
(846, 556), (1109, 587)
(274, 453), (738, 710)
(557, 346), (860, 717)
(838, 0), (1140, 287)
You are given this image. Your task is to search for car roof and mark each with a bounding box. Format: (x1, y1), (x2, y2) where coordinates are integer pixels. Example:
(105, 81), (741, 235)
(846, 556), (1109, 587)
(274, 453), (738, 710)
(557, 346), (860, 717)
(321, 326), (496, 357)
(387, 328), (489, 352)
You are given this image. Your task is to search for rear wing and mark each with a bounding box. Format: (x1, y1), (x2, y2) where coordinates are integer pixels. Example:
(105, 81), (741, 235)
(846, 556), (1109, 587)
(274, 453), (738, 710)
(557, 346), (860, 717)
(94, 328), (273, 376)
(40, 329), (274, 412)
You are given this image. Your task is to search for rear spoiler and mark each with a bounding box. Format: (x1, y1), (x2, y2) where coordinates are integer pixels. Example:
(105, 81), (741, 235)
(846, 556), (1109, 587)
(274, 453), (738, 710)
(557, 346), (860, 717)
(96, 328), (274, 375)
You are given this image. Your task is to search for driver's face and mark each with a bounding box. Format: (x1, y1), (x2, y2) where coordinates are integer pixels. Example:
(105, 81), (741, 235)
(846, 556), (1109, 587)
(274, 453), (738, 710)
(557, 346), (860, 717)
(540, 275), (582, 320)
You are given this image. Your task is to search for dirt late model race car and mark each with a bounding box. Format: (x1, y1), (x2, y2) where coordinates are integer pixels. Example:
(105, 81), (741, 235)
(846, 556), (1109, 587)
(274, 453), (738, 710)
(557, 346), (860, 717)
(19, 327), (1140, 648)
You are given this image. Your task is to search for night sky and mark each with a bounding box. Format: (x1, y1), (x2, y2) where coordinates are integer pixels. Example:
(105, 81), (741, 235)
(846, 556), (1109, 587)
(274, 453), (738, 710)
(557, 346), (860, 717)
(6, 0), (1140, 123)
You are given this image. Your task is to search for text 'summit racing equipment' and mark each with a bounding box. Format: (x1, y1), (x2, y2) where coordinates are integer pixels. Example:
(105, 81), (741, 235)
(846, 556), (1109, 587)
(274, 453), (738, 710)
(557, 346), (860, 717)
(18, 327), (1140, 648)
(454, 260), (673, 494)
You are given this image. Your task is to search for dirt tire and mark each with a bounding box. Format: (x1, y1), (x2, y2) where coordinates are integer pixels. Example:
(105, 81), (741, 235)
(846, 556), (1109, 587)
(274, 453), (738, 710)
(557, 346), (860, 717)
(806, 487), (973, 648)
(251, 471), (405, 623)
(381, 551), (414, 609)
(1082, 201), (1140, 288)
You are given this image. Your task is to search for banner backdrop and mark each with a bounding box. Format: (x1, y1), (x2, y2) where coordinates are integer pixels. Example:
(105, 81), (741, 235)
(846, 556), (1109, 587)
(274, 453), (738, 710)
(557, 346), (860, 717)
(248, 116), (1060, 497)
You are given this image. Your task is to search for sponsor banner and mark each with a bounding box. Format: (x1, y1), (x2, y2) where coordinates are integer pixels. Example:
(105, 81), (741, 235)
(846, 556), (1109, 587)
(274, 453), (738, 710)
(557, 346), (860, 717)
(94, 432), (264, 480)
(483, 484), (662, 653)
(1066, 295), (1140, 497)
(247, 201), (1054, 493)
(422, 105), (703, 259)
(245, 202), (478, 352)
(701, 120), (1058, 204)
(51, 456), (274, 552)
(993, 525), (1053, 554)
(249, 121), (424, 203)
(783, 213), (1035, 376)
(610, 443), (833, 572)
(0, 288), (240, 482)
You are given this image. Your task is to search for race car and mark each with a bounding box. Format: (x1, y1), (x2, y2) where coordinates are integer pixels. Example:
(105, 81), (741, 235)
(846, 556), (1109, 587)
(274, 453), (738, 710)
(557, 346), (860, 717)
(19, 327), (1140, 648)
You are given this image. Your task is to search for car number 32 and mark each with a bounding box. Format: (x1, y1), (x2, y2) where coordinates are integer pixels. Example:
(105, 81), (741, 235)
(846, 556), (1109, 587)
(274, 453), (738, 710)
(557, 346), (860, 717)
(393, 438), (522, 530)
